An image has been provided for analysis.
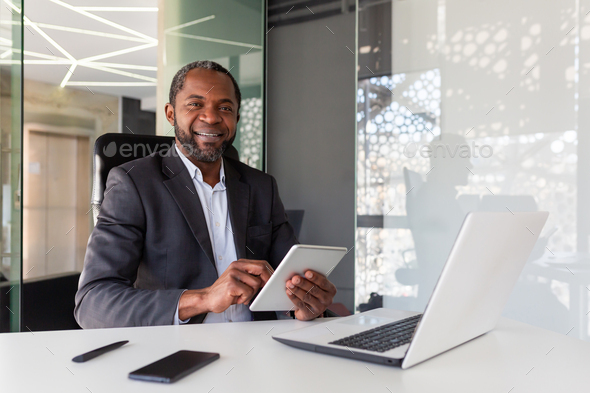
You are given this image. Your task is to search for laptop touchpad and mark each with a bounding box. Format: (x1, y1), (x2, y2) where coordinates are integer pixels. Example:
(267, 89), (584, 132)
(338, 315), (393, 326)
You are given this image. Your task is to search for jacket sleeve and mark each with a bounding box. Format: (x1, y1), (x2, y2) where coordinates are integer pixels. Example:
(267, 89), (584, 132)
(74, 167), (185, 328)
(268, 176), (299, 269)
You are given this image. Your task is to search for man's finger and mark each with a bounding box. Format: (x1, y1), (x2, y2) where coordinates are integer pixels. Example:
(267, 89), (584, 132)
(303, 270), (336, 293)
(286, 289), (316, 318)
(286, 289), (320, 320)
(286, 284), (324, 311)
(286, 289), (304, 308)
(288, 275), (331, 306)
(233, 259), (273, 284)
(230, 270), (262, 291)
(229, 279), (256, 305)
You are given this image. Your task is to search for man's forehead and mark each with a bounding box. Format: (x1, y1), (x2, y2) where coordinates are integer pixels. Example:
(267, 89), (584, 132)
(182, 68), (236, 97)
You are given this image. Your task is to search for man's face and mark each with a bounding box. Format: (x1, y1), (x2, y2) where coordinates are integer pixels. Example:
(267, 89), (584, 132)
(166, 68), (240, 162)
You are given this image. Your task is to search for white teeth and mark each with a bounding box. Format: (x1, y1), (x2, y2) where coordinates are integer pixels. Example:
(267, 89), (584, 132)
(196, 132), (221, 136)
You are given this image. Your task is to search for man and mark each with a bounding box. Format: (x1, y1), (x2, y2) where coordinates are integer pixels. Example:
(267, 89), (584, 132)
(74, 60), (337, 328)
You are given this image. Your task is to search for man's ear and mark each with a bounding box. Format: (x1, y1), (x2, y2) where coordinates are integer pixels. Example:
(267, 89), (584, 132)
(236, 113), (240, 123)
(164, 103), (175, 126)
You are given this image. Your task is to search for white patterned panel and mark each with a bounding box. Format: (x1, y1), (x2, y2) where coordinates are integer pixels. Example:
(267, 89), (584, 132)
(238, 97), (263, 170)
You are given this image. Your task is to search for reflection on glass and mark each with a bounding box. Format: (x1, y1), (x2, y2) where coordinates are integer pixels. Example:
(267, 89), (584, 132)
(162, 0), (265, 169)
(19, 2), (157, 282)
(356, 0), (590, 340)
(356, 71), (442, 310)
(14, 2), (157, 331)
(0, 0), (23, 333)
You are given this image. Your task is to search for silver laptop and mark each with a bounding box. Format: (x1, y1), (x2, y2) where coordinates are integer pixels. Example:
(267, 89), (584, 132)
(273, 211), (549, 369)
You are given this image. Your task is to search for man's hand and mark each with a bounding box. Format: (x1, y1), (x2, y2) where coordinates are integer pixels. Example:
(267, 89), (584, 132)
(205, 259), (274, 312)
(179, 259), (274, 320)
(285, 270), (337, 321)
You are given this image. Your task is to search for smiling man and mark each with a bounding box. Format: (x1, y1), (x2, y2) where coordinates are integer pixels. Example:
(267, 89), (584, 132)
(74, 60), (337, 328)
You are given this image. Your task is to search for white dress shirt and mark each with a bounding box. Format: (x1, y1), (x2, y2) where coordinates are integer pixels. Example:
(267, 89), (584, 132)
(174, 145), (253, 324)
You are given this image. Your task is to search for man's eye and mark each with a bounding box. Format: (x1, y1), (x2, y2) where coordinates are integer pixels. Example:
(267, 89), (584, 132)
(189, 103), (201, 107)
(220, 107), (232, 111)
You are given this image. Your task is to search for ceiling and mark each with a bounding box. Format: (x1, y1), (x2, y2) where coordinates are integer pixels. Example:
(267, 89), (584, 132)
(3, 0), (158, 104)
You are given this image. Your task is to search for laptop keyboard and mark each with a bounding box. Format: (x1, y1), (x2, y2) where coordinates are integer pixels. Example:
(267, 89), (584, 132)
(329, 314), (422, 353)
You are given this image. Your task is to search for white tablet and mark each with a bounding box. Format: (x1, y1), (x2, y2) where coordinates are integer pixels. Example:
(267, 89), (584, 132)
(249, 244), (348, 312)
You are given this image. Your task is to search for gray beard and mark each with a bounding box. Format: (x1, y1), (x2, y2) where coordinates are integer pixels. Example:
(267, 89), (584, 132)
(174, 117), (229, 162)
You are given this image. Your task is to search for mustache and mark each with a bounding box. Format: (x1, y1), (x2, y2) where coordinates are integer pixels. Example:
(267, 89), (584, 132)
(192, 129), (226, 134)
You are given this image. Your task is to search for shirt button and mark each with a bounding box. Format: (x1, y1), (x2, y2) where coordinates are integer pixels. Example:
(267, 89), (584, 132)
(218, 255), (223, 260)
(215, 222), (220, 227)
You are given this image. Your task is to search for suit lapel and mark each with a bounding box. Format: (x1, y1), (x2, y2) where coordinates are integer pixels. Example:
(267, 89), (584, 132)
(162, 148), (216, 269)
(223, 158), (250, 260)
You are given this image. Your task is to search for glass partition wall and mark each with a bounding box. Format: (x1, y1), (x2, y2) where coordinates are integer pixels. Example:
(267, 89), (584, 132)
(19, 1), (157, 332)
(356, 0), (590, 340)
(0, 0), (23, 333)
(0, 0), (265, 333)
(160, 0), (265, 170)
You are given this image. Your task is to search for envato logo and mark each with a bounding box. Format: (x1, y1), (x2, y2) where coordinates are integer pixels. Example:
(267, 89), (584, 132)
(102, 141), (177, 158)
(402, 142), (493, 158)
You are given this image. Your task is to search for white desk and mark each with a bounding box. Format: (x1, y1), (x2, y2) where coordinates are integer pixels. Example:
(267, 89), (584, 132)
(1, 318), (589, 392)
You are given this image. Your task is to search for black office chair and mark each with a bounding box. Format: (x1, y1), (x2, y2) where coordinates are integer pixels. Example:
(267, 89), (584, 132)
(92, 133), (239, 225)
(0, 272), (82, 332)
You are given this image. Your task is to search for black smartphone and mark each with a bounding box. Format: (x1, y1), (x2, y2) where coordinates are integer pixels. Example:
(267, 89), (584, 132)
(128, 350), (220, 383)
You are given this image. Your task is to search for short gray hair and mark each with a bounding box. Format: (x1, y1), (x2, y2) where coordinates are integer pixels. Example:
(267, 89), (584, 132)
(168, 60), (241, 112)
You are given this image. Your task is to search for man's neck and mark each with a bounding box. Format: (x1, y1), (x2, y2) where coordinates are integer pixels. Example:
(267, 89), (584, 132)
(176, 141), (221, 188)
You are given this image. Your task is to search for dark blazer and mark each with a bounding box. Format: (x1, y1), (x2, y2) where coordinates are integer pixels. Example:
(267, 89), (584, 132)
(74, 146), (298, 328)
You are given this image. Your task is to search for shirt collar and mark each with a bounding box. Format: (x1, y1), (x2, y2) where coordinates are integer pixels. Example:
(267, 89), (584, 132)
(175, 144), (226, 188)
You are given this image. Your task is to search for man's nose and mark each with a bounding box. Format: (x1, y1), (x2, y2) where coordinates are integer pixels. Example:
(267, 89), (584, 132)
(198, 106), (222, 124)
